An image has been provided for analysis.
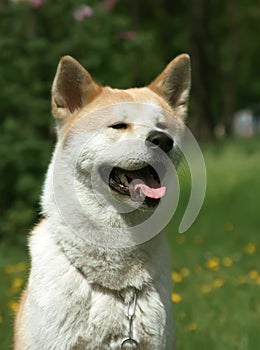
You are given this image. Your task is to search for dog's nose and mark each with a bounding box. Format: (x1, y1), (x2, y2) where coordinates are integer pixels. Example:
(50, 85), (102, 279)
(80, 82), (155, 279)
(146, 131), (173, 153)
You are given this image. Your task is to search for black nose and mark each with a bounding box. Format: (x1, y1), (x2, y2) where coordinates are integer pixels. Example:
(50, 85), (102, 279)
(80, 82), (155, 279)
(146, 131), (173, 153)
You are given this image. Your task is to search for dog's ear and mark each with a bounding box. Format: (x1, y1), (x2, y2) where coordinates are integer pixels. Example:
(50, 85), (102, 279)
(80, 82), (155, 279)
(149, 54), (191, 117)
(52, 56), (101, 124)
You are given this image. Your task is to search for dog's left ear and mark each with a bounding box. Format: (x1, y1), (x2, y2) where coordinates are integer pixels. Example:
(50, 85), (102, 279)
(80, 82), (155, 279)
(52, 56), (101, 125)
(149, 54), (191, 117)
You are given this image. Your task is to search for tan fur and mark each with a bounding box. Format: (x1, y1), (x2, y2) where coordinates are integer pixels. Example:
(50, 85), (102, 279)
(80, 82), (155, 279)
(14, 288), (28, 349)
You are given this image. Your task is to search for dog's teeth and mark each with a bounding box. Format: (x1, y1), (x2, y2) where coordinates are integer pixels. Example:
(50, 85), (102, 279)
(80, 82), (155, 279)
(120, 173), (129, 186)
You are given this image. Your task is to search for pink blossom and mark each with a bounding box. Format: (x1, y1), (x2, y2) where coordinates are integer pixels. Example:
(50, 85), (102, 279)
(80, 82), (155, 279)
(30, 0), (44, 8)
(73, 5), (94, 22)
(118, 31), (138, 41)
(102, 0), (118, 12)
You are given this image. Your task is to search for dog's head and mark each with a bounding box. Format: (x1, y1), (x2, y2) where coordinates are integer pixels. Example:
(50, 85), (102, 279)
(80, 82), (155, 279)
(46, 55), (190, 234)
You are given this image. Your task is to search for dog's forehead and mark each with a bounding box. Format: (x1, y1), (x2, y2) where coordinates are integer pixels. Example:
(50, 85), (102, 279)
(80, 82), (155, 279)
(62, 87), (182, 137)
(101, 88), (176, 126)
(70, 103), (166, 135)
(75, 102), (179, 134)
(108, 102), (166, 126)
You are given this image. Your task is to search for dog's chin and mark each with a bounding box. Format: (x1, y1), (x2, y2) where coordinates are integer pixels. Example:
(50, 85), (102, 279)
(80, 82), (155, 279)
(99, 163), (166, 209)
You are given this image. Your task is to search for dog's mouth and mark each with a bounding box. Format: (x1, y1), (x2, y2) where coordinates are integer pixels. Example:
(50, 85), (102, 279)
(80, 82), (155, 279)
(99, 164), (166, 207)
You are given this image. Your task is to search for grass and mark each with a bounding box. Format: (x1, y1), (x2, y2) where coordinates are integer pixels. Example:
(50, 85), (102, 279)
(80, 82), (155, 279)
(0, 137), (259, 349)
(168, 137), (260, 350)
(0, 244), (28, 348)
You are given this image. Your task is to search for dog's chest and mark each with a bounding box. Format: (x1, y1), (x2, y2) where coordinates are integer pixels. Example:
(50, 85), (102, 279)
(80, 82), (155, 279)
(55, 286), (167, 350)
(27, 227), (172, 349)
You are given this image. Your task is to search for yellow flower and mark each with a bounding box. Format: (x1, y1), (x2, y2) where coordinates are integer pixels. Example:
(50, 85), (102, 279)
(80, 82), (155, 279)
(238, 276), (247, 284)
(171, 271), (183, 283)
(7, 278), (24, 296)
(176, 234), (186, 245)
(8, 300), (19, 313)
(213, 279), (224, 288)
(187, 322), (197, 331)
(194, 236), (204, 245)
(12, 278), (23, 290)
(256, 277), (260, 285)
(249, 270), (258, 280)
(16, 262), (27, 272)
(222, 257), (233, 267)
(5, 262), (27, 274)
(224, 222), (234, 232)
(171, 292), (182, 303)
(0, 315), (2, 324)
(5, 264), (16, 274)
(180, 267), (190, 277)
(201, 284), (212, 294)
(206, 257), (220, 271)
(245, 243), (256, 255)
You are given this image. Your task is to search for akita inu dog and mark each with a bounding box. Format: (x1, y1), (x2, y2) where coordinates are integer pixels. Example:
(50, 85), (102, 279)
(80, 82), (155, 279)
(14, 54), (191, 350)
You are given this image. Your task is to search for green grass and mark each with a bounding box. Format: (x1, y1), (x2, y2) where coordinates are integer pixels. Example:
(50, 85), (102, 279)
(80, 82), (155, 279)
(0, 244), (28, 348)
(0, 137), (259, 349)
(168, 137), (260, 350)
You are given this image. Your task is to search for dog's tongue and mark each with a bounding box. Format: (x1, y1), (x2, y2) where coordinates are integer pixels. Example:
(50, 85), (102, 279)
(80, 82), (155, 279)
(127, 168), (166, 200)
(133, 183), (166, 199)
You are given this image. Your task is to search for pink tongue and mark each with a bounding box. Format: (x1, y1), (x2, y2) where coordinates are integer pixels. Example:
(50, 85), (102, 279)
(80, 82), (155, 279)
(126, 168), (166, 201)
(133, 183), (166, 199)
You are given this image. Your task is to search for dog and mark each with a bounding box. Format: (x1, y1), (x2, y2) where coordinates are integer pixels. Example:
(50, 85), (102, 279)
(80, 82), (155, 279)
(14, 53), (191, 350)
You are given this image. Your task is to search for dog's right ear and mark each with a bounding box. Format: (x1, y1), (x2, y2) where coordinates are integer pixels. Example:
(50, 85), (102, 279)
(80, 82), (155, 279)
(52, 56), (101, 125)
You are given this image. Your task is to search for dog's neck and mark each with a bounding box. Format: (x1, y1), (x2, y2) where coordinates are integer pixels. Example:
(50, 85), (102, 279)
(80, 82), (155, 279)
(44, 214), (169, 291)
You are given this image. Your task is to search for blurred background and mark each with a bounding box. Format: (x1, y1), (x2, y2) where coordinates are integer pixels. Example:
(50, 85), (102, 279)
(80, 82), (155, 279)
(0, 0), (259, 349)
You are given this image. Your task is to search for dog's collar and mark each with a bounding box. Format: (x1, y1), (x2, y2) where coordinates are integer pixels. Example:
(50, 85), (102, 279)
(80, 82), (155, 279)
(119, 288), (139, 349)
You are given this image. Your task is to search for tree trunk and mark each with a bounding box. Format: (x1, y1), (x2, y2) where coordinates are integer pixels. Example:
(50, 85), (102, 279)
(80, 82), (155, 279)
(188, 0), (216, 140)
(221, 0), (240, 135)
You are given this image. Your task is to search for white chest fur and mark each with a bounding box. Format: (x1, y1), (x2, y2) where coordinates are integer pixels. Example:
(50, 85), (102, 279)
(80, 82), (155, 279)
(18, 221), (174, 350)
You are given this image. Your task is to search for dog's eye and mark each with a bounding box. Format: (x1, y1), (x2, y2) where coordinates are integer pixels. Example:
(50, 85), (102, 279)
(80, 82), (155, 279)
(156, 122), (167, 130)
(109, 122), (128, 130)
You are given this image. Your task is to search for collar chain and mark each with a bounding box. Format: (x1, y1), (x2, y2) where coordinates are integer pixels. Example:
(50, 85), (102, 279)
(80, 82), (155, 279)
(120, 289), (139, 349)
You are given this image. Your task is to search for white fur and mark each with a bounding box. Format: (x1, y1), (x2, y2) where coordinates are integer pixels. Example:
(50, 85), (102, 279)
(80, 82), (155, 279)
(16, 221), (174, 349)
(15, 53), (191, 349)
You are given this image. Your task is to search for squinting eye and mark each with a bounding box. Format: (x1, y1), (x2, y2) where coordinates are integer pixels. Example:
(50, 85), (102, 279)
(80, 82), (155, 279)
(109, 122), (128, 130)
(156, 122), (167, 130)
